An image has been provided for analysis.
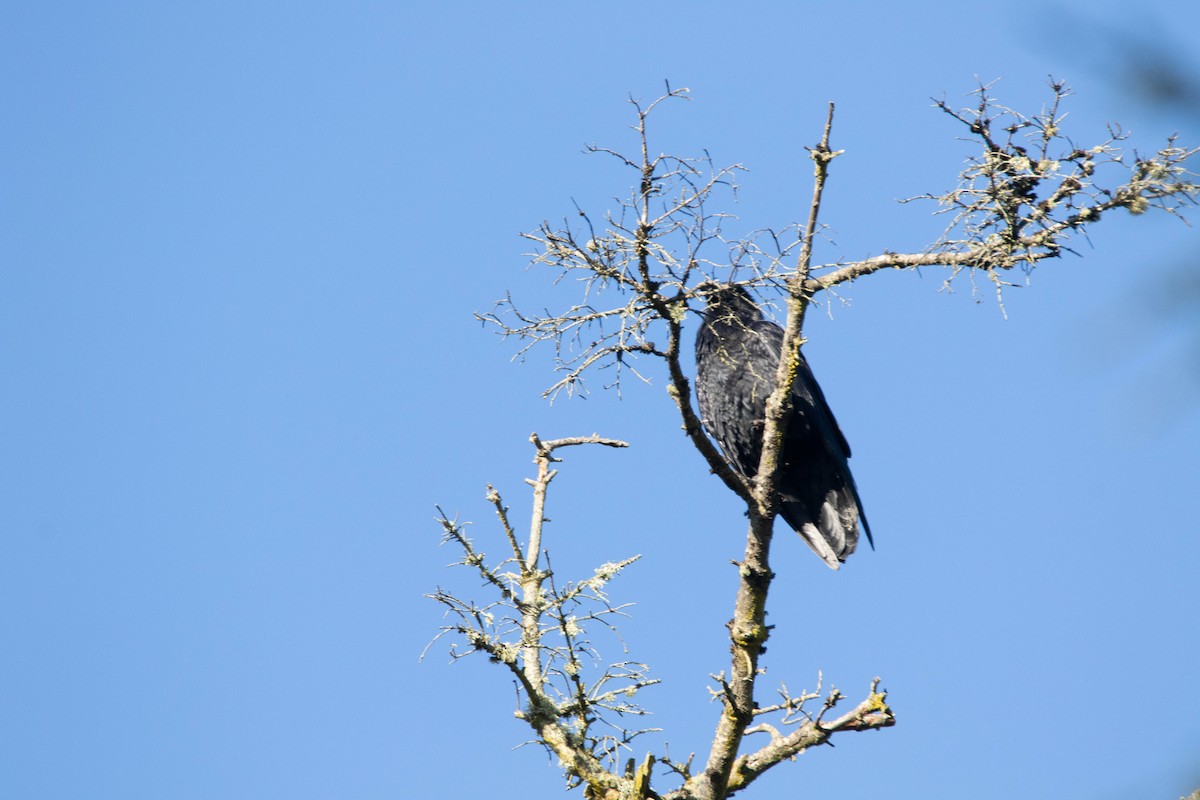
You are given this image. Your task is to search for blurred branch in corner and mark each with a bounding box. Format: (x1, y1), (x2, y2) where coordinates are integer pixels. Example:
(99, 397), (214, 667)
(1054, 8), (1200, 410)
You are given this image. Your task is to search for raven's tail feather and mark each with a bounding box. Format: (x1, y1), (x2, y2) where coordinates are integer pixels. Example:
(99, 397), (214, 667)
(797, 521), (842, 570)
(778, 489), (861, 570)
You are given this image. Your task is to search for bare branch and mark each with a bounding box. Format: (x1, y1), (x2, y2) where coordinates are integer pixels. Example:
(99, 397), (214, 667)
(429, 433), (651, 798)
(726, 680), (895, 794)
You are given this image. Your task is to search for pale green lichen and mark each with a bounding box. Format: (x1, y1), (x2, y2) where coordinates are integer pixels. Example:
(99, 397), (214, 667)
(1127, 195), (1150, 215)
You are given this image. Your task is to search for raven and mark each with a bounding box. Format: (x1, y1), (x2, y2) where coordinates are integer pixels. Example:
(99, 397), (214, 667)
(694, 283), (872, 569)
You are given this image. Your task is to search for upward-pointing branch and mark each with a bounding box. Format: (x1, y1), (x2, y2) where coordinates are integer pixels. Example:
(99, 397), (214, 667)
(691, 104), (840, 800)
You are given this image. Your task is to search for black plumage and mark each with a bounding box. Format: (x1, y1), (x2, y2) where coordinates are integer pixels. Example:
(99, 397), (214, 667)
(694, 283), (872, 569)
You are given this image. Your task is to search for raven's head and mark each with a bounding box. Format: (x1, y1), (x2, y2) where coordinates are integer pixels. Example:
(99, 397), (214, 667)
(694, 281), (764, 325)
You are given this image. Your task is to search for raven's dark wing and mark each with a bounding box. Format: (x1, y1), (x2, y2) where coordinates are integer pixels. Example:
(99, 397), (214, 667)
(749, 320), (873, 566)
(695, 314), (786, 479)
(695, 302), (871, 569)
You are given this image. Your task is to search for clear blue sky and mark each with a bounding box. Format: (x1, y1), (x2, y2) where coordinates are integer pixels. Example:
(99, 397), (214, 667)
(2, 3), (1198, 799)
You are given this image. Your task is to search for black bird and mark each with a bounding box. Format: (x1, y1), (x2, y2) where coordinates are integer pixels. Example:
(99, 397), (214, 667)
(694, 283), (872, 569)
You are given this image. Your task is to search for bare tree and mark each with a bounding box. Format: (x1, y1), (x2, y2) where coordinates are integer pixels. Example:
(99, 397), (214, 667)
(428, 82), (1198, 800)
